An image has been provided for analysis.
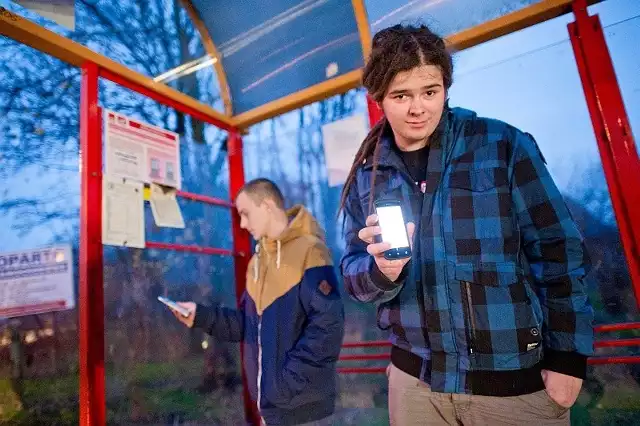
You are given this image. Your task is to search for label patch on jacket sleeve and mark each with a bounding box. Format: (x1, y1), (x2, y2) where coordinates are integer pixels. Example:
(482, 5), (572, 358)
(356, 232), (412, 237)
(318, 280), (332, 296)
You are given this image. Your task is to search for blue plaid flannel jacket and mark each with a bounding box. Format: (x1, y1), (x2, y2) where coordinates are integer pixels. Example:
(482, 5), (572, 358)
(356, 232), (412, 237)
(340, 107), (594, 395)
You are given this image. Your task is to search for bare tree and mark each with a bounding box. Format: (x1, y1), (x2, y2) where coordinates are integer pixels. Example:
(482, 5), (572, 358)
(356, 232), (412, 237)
(1, 0), (227, 239)
(1, 1), (235, 421)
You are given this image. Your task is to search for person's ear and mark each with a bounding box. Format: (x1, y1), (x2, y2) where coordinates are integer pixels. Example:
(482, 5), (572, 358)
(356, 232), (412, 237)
(263, 199), (275, 213)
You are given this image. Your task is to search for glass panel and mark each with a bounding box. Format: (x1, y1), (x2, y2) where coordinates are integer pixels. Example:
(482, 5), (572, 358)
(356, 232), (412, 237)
(98, 83), (239, 424)
(1, 29), (236, 421)
(0, 36), (80, 424)
(103, 249), (241, 425)
(244, 89), (367, 264)
(245, 89), (397, 421)
(239, 5), (640, 422)
(590, 0), (640, 150)
(191, 0), (364, 113)
(364, 0), (541, 37)
(1, 0), (223, 111)
(450, 10), (638, 425)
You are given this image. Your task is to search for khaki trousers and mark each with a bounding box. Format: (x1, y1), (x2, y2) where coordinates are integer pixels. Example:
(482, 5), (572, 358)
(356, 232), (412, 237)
(387, 363), (570, 426)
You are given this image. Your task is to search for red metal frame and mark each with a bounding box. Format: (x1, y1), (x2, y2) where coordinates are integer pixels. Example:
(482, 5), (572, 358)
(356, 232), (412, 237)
(79, 61), (106, 426)
(73, 1), (640, 418)
(340, 353), (390, 361)
(227, 131), (260, 425)
(594, 338), (640, 349)
(569, 0), (640, 309)
(98, 68), (235, 132)
(594, 322), (640, 333)
(339, 321), (640, 374)
(338, 357), (640, 371)
(176, 190), (233, 207)
(78, 64), (258, 425)
(145, 242), (234, 256)
(366, 94), (384, 127)
(338, 367), (387, 374)
(588, 356), (640, 366)
(341, 340), (391, 349)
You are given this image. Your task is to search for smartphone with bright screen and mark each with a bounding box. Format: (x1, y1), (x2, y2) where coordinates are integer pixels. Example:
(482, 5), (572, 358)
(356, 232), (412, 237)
(158, 296), (191, 318)
(374, 202), (411, 260)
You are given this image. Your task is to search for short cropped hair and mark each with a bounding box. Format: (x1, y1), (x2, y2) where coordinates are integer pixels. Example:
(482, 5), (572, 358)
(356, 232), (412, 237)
(238, 178), (285, 210)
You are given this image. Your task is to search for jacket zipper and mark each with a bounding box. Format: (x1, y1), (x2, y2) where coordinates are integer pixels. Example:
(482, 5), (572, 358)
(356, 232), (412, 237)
(257, 317), (265, 425)
(463, 281), (477, 354)
(256, 249), (267, 426)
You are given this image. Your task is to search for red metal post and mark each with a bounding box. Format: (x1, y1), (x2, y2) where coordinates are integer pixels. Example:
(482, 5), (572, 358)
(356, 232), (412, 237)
(338, 367), (387, 374)
(227, 131), (260, 425)
(145, 242), (234, 257)
(594, 322), (640, 333)
(176, 190), (233, 207)
(588, 356), (640, 365)
(366, 94), (384, 127)
(594, 338), (640, 349)
(569, 0), (640, 309)
(339, 353), (390, 361)
(98, 68), (235, 132)
(79, 61), (106, 426)
(342, 340), (392, 349)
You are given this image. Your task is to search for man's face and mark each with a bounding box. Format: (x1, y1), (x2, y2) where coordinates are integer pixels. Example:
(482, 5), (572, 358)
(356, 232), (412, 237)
(381, 65), (446, 150)
(236, 192), (270, 240)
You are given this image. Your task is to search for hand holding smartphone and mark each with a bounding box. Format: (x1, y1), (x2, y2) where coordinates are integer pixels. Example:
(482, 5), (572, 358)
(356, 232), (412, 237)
(374, 200), (412, 260)
(158, 296), (191, 317)
(358, 200), (415, 282)
(158, 295), (197, 328)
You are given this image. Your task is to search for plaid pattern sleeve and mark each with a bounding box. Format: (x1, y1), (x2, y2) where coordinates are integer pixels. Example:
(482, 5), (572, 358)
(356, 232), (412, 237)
(340, 181), (405, 304)
(510, 130), (594, 378)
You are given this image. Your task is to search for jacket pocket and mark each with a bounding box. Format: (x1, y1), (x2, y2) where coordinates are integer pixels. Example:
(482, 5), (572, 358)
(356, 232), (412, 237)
(448, 167), (508, 192)
(454, 262), (543, 355)
(454, 262), (518, 287)
(266, 360), (326, 409)
(261, 366), (293, 408)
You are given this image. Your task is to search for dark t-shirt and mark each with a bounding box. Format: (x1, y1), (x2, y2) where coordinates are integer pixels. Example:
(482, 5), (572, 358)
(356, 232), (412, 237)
(397, 144), (430, 219)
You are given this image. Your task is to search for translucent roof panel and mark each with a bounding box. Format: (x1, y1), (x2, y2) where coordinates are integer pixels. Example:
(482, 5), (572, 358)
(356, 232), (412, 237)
(191, 0), (365, 114)
(2, 0), (224, 111)
(365, 0), (542, 38)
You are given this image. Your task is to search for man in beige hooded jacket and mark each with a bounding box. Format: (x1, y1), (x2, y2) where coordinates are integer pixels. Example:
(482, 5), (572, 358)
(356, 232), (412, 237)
(172, 178), (345, 426)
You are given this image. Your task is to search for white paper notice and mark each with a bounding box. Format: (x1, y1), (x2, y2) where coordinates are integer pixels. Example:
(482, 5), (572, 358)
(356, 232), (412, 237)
(104, 109), (182, 189)
(102, 177), (145, 248)
(149, 183), (185, 229)
(13, 0), (76, 31)
(0, 245), (75, 318)
(321, 114), (369, 187)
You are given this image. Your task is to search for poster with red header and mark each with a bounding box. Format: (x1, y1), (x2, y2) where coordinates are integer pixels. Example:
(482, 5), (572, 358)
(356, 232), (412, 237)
(104, 109), (181, 189)
(0, 245), (74, 318)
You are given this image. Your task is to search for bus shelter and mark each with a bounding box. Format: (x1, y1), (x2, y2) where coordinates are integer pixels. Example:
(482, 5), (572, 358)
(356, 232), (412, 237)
(0, 0), (639, 424)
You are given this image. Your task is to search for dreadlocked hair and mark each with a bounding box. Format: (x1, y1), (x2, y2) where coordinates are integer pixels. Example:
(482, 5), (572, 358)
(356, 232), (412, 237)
(338, 24), (454, 216)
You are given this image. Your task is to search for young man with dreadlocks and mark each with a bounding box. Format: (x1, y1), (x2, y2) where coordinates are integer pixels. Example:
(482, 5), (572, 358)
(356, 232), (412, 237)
(339, 24), (594, 425)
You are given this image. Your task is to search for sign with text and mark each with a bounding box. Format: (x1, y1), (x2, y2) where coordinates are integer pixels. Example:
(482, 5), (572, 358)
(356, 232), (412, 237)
(104, 109), (182, 189)
(102, 177), (146, 248)
(0, 245), (75, 318)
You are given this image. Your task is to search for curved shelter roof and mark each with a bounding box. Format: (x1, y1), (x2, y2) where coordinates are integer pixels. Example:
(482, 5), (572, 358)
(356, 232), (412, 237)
(0, 0), (601, 130)
(187, 0), (546, 116)
(188, 0), (366, 115)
